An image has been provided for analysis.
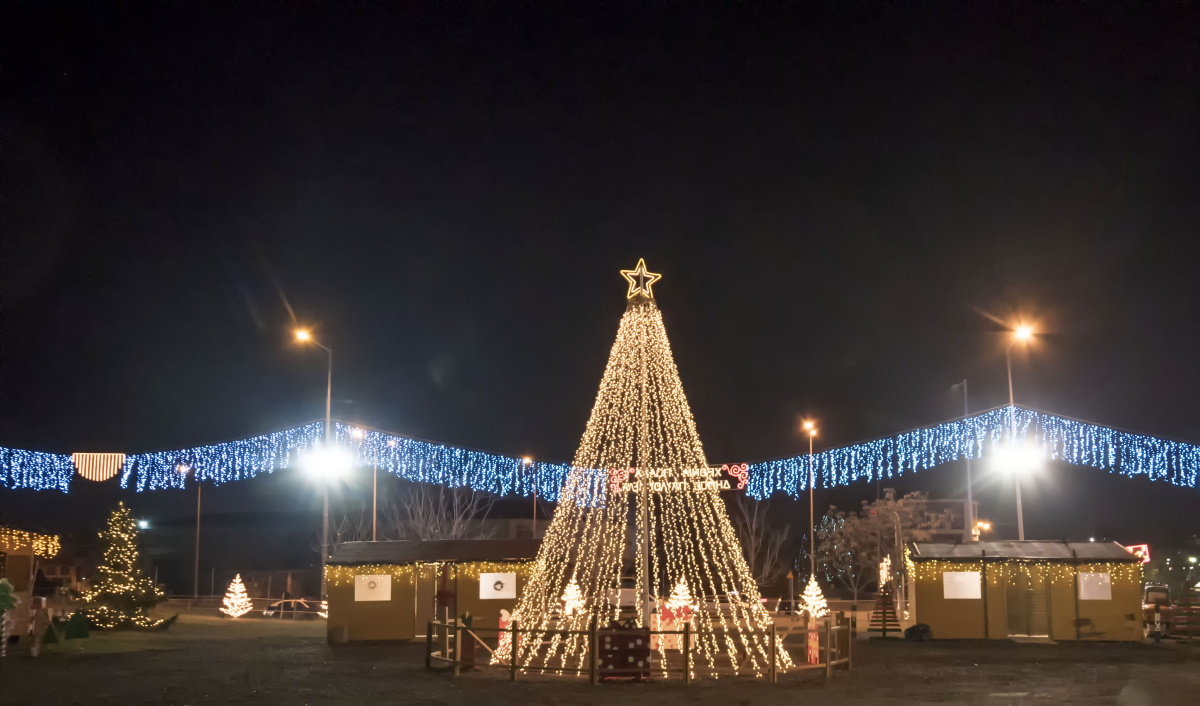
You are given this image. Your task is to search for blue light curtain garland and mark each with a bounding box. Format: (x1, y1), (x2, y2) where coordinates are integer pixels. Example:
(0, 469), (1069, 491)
(744, 406), (1199, 498)
(0, 447), (74, 492)
(2, 406), (1197, 496)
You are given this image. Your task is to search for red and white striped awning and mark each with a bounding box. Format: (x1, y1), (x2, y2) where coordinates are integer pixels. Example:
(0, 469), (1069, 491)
(72, 453), (126, 482)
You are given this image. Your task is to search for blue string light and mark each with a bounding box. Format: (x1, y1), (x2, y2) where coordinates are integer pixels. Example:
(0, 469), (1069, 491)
(3, 406), (1197, 496)
(336, 426), (575, 502)
(745, 406), (1200, 499)
(0, 447), (74, 492)
(121, 422), (325, 491)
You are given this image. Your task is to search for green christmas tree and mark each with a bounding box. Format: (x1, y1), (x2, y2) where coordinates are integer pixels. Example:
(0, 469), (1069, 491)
(80, 502), (164, 628)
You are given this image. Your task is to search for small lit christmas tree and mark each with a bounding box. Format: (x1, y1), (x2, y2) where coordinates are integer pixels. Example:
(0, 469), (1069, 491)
(800, 574), (828, 619)
(664, 579), (693, 621)
(561, 577), (584, 616)
(220, 574), (253, 618)
(80, 502), (163, 628)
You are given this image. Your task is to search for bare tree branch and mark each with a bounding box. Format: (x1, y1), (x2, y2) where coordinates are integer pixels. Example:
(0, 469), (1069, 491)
(729, 493), (791, 589)
(380, 481), (498, 541)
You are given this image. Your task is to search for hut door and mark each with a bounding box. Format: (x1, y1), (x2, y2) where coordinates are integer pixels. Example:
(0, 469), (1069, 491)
(1005, 566), (1049, 637)
(415, 569), (437, 638)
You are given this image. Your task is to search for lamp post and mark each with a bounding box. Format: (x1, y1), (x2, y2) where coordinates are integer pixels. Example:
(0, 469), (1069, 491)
(179, 464), (201, 601)
(523, 457), (535, 536)
(803, 420), (817, 576)
(296, 328), (334, 595)
(952, 380), (974, 540)
(1005, 325), (1034, 540)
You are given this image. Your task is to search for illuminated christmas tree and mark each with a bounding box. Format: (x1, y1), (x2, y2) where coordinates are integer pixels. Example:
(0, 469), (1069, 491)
(220, 574), (253, 618)
(80, 503), (164, 628)
(665, 579), (693, 620)
(561, 577), (584, 616)
(800, 575), (829, 619)
(500, 260), (791, 677)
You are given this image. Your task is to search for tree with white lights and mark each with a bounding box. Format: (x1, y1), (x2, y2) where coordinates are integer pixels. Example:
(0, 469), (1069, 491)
(561, 577), (584, 616)
(220, 574), (253, 618)
(79, 502), (164, 629)
(800, 574), (829, 619)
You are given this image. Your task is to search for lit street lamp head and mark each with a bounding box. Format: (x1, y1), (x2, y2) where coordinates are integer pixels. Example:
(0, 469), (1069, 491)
(300, 446), (353, 481)
(991, 442), (1044, 475)
(802, 420), (816, 436)
(1013, 325), (1034, 343)
(294, 328), (312, 342)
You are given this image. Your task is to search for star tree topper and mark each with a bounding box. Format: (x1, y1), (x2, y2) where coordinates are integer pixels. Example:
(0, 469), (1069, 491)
(620, 258), (662, 299)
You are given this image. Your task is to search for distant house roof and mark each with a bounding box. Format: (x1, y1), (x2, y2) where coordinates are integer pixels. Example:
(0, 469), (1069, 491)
(910, 540), (1140, 563)
(329, 538), (541, 566)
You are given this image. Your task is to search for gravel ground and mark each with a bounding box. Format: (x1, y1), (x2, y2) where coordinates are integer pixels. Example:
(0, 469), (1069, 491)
(1, 614), (1197, 705)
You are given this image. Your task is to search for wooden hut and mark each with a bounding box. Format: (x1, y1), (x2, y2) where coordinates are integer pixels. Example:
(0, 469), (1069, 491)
(0, 526), (61, 636)
(910, 540), (1142, 641)
(325, 539), (539, 644)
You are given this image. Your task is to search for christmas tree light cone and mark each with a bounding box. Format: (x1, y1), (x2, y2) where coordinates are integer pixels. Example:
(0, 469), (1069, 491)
(497, 262), (791, 677)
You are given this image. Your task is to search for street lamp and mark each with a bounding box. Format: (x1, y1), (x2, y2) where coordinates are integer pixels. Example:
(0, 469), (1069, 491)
(179, 463), (203, 601)
(137, 519), (151, 530)
(992, 441), (1043, 540)
(295, 327), (334, 595)
(1005, 324), (1035, 541)
(803, 420), (817, 576)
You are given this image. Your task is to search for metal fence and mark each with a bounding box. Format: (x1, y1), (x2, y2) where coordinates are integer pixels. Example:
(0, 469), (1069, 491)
(426, 612), (852, 683)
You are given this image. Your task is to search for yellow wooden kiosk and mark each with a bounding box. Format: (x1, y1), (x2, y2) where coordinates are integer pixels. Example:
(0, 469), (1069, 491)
(910, 540), (1142, 641)
(0, 526), (61, 637)
(325, 539), (539, 644)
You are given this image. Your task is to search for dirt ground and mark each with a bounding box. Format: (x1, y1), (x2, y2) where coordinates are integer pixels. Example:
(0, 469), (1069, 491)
(1, 613), (1198, 705)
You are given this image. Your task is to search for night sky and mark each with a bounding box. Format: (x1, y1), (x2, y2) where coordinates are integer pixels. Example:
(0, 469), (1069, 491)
(3, 4), (1198, 546)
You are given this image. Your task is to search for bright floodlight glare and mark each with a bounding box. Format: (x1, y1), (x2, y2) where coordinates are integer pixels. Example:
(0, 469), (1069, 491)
(1190, 557), (1198, 564)
(992, 442), (1044, 475)
(350, 427), (365, 440)
(522, 456), (533, 465)
(138, 520), (150, 530)
(177, 464), (190, 474)
(802, 420), (815, 431)
(300, 446), (353, 481)
(295, 328), (312, 342)
(1013, 325), (1034, 342)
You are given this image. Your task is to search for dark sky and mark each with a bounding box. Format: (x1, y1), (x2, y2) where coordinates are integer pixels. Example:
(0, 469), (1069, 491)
(3, 3), (1199, 544)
